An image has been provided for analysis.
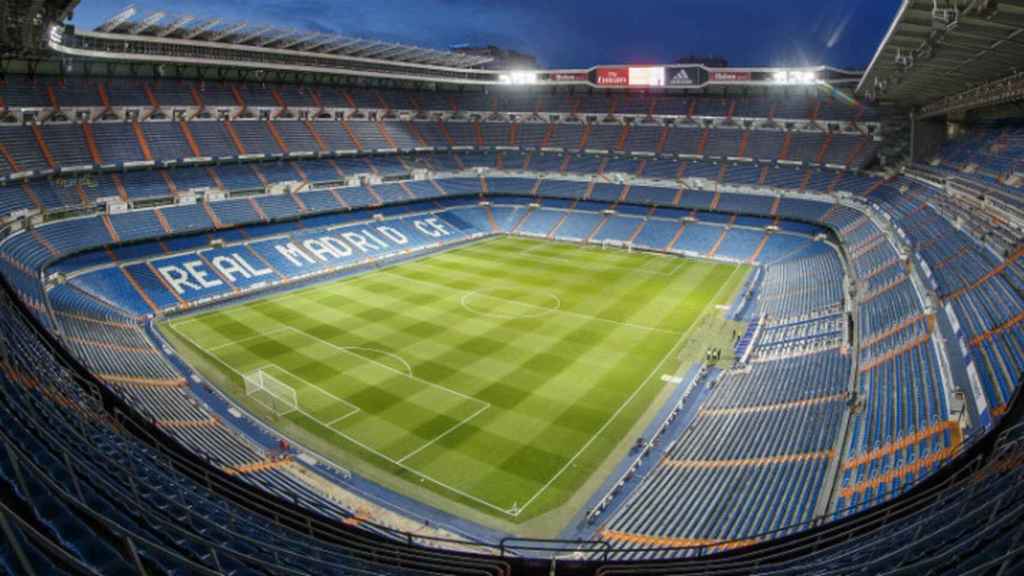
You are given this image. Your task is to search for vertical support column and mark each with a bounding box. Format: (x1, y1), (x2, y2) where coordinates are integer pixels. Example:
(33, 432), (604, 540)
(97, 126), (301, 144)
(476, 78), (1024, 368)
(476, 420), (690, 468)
(696, 128), (710, 155)
(229, 84), (247, 118)
(223, 121), (247, 155)
(655, 126), (670, 155)
(266, 121), (289, 154)
(375, 121), (398, 149)
(438, 120), (455, 147)
(303, 120), (328, 152)
(81, 124), (103, 165)
(738, 131), (750, 157)
(131, 121), (153, 161)
(579, 123), (592, 151)
(815, 132), (833, 164)
(779, 132), (793, 161)
(340, 119), (363, 152)
(178, 121), (202, 157)
(615, 124), (631, 152)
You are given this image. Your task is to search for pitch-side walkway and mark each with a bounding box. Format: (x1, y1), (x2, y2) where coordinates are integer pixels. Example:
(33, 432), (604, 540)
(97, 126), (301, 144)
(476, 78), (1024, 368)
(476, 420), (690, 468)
(559, 363), (717, 541)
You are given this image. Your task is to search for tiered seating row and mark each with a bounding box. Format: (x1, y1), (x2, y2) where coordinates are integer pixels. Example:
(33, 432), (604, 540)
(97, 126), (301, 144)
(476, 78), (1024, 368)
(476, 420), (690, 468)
(603, 347), (850, 553)
(0, 149), (884, 217)
(1, 77), (878, 121)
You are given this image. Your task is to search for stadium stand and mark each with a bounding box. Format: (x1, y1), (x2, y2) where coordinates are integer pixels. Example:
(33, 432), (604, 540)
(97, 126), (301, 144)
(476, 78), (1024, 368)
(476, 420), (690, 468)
(1, 1), (1023, 572)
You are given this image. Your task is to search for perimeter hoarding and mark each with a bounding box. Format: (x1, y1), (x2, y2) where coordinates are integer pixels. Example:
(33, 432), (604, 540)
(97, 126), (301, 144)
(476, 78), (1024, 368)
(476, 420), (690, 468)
(628, 67), (665, 87)
(665, 66), (708, 87)
(543, 71), (589, 82)
(594, 67), (669, 87)
(595, 67), (629, 86)
(544, 65), (833, 89)
(710, 70), (752, 82)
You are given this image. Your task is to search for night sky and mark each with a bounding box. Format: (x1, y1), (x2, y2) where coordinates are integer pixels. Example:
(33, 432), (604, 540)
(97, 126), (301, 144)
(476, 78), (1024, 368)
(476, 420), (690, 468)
(71, 0), (901, 70)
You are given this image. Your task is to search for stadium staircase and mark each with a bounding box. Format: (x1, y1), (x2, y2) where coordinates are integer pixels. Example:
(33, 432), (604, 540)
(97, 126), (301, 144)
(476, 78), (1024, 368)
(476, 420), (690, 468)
(697, 128), (710, 155)
(664, 222), (687, 251)
(266, 121), (289, 153)
(779, 132), (793, 160)
(7, 76), (1024, 574)
(30, 125), (57, 169)
(142, 82), (160, 116)
(131, 121), (154, 161)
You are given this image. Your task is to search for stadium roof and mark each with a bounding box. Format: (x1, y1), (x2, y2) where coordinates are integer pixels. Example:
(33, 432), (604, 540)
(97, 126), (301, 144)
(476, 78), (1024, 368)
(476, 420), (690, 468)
(95, 5), (494, 69)
(858, 0), (1024, 106)
(1, 0), (79, 55)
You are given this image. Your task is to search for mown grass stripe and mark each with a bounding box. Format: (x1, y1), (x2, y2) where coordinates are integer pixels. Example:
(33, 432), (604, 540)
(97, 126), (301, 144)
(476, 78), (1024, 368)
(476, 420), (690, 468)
(162, 236), (748, 522)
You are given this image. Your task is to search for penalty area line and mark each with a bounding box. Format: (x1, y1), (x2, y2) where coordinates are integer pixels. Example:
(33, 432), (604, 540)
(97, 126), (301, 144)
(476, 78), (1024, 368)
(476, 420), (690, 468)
(254, 363), (361, 424)
(207, 326), (294, 352)
(396, 404), (490, 464)
(281, 325), (487, 407)
(510, 262), (747, 517)
(166, 322), (514, 516)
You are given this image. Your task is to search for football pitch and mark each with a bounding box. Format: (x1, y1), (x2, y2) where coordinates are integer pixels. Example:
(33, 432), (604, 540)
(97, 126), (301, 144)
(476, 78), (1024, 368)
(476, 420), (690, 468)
(162, 236), (748, 530)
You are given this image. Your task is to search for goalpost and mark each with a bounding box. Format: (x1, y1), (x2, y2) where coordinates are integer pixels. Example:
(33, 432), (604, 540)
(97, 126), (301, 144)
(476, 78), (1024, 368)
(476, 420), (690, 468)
(243, 369), (298, 416)
(601, 239), (633, 253)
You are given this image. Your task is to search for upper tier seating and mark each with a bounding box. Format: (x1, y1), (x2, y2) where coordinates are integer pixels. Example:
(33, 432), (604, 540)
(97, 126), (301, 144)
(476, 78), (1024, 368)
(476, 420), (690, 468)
(0, 278), (514, 575)
(919, 122), (1024, 210)
(0, 149), (1017, 571)
(604, 249), (852, 552)
(1, 120), (880, 185)
(0, 77), (874, 117)
(0, 147), (886, 219)
(0, 73), (881, 188)
(7, 74), (1022, 569)
(2, 221), (1019, 573)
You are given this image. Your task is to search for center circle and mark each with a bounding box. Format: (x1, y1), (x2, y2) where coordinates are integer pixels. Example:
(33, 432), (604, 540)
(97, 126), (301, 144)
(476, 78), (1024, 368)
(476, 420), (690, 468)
(461, 288), (561, 319)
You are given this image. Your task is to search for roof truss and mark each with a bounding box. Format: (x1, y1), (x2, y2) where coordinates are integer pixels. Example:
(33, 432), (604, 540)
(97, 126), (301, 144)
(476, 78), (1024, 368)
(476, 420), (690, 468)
(92, 7), (494, 70)
(860, 0), (1024, 107)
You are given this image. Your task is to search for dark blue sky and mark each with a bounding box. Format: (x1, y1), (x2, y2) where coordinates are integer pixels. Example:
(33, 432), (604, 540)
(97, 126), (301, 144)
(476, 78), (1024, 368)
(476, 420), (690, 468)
(72, 0), (900, 70)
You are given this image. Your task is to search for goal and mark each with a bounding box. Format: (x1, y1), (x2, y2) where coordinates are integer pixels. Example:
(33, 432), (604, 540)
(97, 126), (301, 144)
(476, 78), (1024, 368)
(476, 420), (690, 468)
(601, 239), (633, 253)
(244, 369), (298, 416)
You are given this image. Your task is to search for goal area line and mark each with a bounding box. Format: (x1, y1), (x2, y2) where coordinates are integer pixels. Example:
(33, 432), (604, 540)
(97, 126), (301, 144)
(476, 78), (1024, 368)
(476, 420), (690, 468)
(161, 238), (741, 519)
(166, 320), (516, 516)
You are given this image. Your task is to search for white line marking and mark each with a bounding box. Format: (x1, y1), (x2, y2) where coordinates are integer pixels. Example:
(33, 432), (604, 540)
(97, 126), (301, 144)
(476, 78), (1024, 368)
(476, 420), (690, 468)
(165, 321), (511, 515)
(282, 326), (488, 407)
(396, 404), (490, 464)
(516, 240), (551, 257)
(669, 257), (689, 276)
(207, 326), (293, 351)
(338, 346), (414, 377)
(511, 262), (746, 516)
(167, 237), (745, 517)
(255, 363), (361, 422)
(169, 236), (510, 327)
(638, 252), (671, 270)
(498, 245), (683, 277)
(380, 269), (679, 335)
(459, 288), (561, 320)
(326, 412), (360, 426)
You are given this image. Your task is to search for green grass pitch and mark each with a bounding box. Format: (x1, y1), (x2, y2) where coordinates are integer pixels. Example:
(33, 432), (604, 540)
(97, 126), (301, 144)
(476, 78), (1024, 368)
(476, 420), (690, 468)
(162, 236), (749, 531)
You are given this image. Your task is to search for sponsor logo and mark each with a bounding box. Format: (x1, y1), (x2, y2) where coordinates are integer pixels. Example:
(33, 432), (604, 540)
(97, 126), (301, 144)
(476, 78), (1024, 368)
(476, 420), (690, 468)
(710, 70), (752, 82)
(596, 68), (629, 86)
(548, 72), (587, 82)
(668, 68), (696, 86)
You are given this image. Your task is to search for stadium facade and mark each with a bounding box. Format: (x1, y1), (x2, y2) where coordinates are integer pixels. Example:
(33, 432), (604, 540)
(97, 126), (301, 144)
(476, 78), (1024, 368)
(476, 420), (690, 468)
(0, 0), (1022, 574)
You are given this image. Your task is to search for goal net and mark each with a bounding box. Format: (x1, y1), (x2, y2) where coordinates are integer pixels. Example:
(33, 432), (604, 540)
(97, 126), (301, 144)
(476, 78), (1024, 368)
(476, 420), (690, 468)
(243, 369), (298, 416)
(601, 239), (633, 253)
